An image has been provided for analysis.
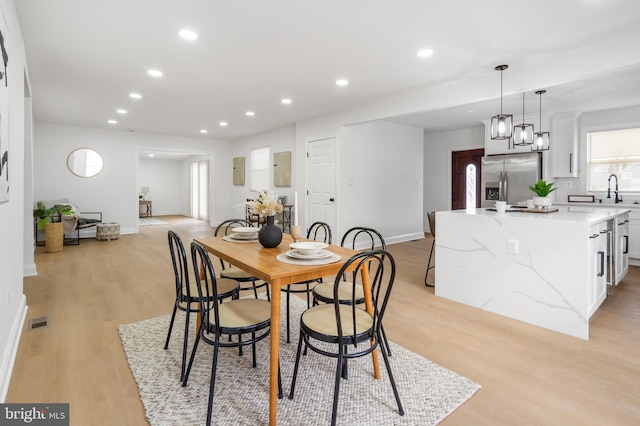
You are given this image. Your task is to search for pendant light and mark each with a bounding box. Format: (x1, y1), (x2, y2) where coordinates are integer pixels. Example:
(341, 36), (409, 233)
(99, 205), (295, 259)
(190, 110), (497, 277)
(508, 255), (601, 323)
(490, 65), (513, 140)
(531, 90), (550, 151)
(512, 92), (534, 146)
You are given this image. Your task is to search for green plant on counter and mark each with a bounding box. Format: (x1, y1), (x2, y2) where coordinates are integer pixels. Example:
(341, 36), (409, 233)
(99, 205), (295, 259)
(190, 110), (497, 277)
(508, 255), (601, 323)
(528, 179), (557, 197)
(33, 201), (74, 230)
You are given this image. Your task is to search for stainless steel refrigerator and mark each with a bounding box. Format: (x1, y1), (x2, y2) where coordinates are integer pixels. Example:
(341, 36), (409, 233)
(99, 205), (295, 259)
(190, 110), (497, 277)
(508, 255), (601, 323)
(481, 152), (542, 207)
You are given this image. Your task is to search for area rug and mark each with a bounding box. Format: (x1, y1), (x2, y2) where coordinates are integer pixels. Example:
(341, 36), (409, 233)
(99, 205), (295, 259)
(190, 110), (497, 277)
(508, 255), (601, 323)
(139, 218), (169, 226)
(119, 296), (480, 425)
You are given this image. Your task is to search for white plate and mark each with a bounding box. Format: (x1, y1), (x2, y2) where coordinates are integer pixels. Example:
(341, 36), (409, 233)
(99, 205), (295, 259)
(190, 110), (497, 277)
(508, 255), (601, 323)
(289, 241), (329, 255)
(286, 249), (332, 260)
(231, 233), (258, 240)
(232, 227), (259, 235)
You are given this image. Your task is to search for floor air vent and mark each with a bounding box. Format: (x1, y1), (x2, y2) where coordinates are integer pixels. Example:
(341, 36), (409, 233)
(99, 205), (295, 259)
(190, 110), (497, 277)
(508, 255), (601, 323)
(28, 316), (49, 330)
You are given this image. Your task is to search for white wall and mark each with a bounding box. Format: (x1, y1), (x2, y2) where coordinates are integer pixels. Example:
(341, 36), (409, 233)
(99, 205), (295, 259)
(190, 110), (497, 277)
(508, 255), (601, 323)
(229, 125), (296, 220)
(33, 124), (232, 232)
(339, 120), (424, 243)
(0, 0), (29, 402)
(424, 126), (485, 231)
(139, 158), (183, 216)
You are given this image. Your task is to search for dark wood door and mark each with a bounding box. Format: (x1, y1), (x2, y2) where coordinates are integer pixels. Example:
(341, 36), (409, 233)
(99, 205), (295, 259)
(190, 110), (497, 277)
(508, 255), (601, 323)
(451, 148), (484, 210)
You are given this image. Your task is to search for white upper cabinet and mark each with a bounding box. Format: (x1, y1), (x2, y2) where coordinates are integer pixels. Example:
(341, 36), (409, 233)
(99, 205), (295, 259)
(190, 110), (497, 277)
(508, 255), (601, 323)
(550, 112), (581, 177)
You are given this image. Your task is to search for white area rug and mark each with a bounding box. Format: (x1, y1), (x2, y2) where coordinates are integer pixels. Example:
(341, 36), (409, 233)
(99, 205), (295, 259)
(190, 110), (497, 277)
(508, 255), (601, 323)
(139, 218), (169, 226)
(119, 296), (480, 425)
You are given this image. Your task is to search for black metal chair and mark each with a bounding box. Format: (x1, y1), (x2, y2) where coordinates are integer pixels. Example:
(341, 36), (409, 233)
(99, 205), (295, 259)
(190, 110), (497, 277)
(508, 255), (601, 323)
(424, 211), (436, 287)
(312, 226), (392, 356)
(164, 230), (239, 382)
(214, 219), (271, 300)
(183, 241), (281, 425)
(289, 250), (404, 426)
(282, 221), (332, 343)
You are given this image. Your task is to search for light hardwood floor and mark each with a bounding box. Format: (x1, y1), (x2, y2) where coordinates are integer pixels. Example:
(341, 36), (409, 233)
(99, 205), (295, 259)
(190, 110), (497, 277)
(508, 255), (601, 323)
(8, 215), (640, 425)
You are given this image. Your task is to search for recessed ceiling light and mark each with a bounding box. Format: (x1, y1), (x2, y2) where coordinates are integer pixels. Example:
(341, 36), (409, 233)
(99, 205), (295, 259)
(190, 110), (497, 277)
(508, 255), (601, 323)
(108, 120), (117, 124)
(147, 69), (163, 77)
(336, 79), (349, 87)
(417, 49), (434, 58)
(129, 93), (142, 99)
(245, 111), (255, 116)
(200, 129), (208, 134)
(116, 109), (127, 114)
(179, 29), (198, 40)
(148, 154), (154, 157)
(219, 121), (228, 127)
(466, 109), (475, 113)
(281, 98), (292, 105)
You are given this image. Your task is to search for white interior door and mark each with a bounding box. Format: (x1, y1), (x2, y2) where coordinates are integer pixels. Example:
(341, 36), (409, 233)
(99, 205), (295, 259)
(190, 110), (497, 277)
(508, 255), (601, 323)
(307, 137), (337, 238)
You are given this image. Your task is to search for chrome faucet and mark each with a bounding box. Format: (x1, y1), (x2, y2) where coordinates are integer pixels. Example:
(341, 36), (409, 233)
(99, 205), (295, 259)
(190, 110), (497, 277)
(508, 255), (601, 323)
(607, 174), (622, 203)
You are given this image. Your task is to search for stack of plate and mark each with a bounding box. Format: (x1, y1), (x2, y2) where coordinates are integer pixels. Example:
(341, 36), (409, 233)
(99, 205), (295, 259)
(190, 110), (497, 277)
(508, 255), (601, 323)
(230, 227), (258, 241)
(286, 242), (330, 259)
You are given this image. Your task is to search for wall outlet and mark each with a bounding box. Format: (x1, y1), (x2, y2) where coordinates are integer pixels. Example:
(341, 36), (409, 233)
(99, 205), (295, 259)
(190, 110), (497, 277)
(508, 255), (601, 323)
(507, 239), (519, 254)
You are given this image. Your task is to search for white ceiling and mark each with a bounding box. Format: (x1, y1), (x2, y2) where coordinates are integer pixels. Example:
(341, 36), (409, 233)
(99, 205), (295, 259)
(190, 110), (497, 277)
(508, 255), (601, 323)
(14, 0), (640, 141)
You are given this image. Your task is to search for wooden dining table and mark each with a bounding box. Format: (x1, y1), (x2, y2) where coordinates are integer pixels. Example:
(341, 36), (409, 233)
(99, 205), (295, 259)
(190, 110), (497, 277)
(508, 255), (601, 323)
(193, 233), (380, 426)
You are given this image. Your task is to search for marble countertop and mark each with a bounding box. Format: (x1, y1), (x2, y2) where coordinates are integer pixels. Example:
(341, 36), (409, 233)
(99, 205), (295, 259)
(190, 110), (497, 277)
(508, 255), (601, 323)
(554, 201), (640, 209)
(446, 205), (631, 224)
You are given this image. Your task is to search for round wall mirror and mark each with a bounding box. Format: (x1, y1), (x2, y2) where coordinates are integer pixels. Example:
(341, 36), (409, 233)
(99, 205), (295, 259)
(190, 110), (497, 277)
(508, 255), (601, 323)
(67, 148), (104, 178)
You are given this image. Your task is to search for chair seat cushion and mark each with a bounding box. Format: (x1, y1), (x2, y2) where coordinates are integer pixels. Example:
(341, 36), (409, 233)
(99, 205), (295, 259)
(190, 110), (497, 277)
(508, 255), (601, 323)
(313, 281), (364, 303)
(184, 278), (239, 301)
(78, 218), (101, 226)
(215, 278), (240, 298)
(301, 304), (373, 337)
(214, 299), (271, 329)
(220, 266), (255, 280)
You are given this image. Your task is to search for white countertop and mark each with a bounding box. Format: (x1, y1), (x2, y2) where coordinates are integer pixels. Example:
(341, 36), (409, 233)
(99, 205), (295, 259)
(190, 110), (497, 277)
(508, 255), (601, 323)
(555, 201), (640, 209)
(445, 205), (630, 224)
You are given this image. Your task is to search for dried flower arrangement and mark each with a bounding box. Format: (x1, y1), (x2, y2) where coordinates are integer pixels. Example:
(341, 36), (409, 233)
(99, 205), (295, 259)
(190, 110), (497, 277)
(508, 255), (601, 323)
(247, 189), (283, 217)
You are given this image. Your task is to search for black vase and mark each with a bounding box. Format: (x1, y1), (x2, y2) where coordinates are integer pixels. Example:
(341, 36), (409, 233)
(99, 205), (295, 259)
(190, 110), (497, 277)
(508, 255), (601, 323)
(258, 215), (282, 248)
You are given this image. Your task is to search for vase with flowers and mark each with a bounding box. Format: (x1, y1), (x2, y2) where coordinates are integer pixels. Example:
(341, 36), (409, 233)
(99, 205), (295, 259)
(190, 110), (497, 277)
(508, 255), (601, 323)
(247, 189), (284, 248)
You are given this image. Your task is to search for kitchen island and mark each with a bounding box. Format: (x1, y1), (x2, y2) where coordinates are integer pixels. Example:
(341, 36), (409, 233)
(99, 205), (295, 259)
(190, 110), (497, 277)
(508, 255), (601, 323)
(435, 205), (630, 339)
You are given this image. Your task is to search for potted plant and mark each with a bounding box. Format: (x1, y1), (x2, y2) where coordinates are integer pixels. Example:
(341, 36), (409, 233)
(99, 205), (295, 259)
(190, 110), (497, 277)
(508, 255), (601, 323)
(33, 201), (74, 253)
(528, 179), (556, 209)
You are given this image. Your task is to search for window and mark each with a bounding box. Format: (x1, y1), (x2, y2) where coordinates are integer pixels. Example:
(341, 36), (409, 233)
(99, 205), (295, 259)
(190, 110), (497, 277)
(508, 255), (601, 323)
(466, 163), (476, 209)
(191, 160), (208, 220)
(250, 147), (270, 191)
(587, 128), (640, 192)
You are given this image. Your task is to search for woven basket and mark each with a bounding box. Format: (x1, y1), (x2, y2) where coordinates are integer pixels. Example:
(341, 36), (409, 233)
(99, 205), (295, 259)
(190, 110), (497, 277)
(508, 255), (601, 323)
(45, 222), (64, 253)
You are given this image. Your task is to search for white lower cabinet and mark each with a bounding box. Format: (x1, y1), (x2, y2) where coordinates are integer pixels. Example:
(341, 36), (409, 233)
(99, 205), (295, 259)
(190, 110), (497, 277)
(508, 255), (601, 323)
(588, 221), (608, 317)
(615, 213), (630, 284)
(629, 209), (640, 261)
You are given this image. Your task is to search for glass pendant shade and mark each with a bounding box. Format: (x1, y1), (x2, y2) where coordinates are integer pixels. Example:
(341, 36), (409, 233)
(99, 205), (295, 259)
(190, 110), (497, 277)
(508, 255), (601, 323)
(513, 93), (534, 146)
(490, 65), (513, 140)
(491, 114), (513, 140)
(531, 90), (550, 152)
(532, 131), (550, 151)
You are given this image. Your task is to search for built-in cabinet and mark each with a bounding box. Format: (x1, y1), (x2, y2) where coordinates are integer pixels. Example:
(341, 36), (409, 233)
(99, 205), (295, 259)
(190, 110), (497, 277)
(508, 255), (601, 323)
(629, 209), (640, 260)
(614, 213), (630, 284)
(550, 112), (581, 177)
(588, 221), (608, 316)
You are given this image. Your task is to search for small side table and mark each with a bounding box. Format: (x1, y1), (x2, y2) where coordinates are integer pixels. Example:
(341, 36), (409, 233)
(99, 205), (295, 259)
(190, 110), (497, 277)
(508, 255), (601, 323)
(280, 204), (293, 233)
(139, 200), (152, 218)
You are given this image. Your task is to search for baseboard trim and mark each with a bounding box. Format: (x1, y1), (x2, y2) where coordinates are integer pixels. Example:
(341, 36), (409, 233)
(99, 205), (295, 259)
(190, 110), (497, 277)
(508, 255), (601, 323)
(23, 263), (37, 277)
(0, 295), (28, 402)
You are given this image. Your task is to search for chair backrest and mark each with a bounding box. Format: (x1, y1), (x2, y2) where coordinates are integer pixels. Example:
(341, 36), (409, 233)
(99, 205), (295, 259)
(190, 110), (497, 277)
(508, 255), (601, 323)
(340, 226), (386, 251)
(307, 221), (332, 244)
(333, 249), (396, 346)
(190, 241), (224, 330)
(427, 211), (436, 240)
(214, 219), (254, 270)
(214, 218), (254, 237)
(168, 230), (190, 299)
